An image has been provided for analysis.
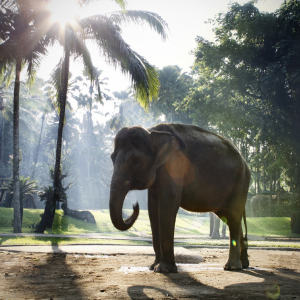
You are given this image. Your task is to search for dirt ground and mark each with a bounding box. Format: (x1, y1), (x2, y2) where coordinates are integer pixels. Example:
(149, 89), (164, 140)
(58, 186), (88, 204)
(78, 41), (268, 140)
(1, 247), (300, 300)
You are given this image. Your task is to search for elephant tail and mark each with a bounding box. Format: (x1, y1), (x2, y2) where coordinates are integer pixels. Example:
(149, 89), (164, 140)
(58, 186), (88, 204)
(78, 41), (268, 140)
(242, 209), (248, 249)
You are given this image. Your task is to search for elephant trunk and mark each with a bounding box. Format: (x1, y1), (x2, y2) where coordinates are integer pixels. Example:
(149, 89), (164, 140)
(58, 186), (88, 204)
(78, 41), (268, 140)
(109, 173), (139, 231)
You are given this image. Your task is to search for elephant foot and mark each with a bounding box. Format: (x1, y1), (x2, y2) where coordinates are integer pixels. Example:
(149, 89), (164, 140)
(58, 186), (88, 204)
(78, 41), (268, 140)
(154, 262), (177, 273)
(241, 254), (249, 269)
(224, 259), (242, 271)
(210, 234), (220, 239)
(149, 260), (159, 271)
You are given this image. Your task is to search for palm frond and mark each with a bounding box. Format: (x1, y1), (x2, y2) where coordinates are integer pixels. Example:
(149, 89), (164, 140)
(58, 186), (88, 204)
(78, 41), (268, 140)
(77, 0), (126, 10)
(80, 15), (160, 108)
(132, 53), (160, 109)
(112, 0), (126, 10)
(0, 62), (15, 86)
(4, 99), (39, 136)
(107, 10), (168, 41)
(38, 185), (54, 202)
(50, 58), (63, 113)
(0, 178), (13, 193)
(0, 0), (53, 87)
(26, 44), (48, 86)
(65, 25), (103, 103)
(0, 176), (38, 195)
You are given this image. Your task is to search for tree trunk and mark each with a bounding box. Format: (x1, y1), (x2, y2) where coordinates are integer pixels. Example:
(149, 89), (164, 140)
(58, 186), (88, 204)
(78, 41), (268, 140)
(31, 113), (45, 179)
(254, 138), (261, 194)
(62, 202), (96, 223)
(35, 50), (70, 233)
(277, 173), (280, 204)
(270, 175), (273, 208)
(291, 211), (300, 234)
(6, 193), (13, 207)
(13, 57), (22, 233)
(0, 190), (5, 205)
(0, 112), (4, 164)
(263, 150), (266, 191)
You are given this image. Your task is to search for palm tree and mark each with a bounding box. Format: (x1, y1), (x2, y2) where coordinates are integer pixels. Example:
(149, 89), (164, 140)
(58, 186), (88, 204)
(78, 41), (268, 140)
(1, 175), (39, 225)
(152, 66), (193, 123)
(35, 0), (168, 233)
(0, 0), (52, 232)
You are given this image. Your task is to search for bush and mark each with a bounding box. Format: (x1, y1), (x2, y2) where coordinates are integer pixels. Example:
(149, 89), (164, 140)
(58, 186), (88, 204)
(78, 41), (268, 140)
(270, 204), (293, 217)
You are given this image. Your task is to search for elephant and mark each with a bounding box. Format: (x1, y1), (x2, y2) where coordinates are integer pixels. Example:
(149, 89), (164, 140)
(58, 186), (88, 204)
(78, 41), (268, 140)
(109, 123), (251, 272)
(24, 194), (36, 209)
(210, 212), (226, 238)
(250, 195), (270, 217)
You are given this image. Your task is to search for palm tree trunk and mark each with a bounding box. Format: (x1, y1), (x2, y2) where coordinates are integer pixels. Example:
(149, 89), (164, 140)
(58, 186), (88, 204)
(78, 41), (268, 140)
(51, 50), (70, 221)
(13, 56), (22, 233)
(35, 50), (70, 233)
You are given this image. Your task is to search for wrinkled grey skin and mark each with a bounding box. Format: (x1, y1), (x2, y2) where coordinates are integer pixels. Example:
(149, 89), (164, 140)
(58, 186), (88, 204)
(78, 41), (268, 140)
(109, 124), (251, 273)
(250, 195), (270, 217)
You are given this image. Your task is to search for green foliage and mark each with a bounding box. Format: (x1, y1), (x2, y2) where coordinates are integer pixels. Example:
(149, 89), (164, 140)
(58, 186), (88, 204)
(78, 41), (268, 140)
(190, 0), (300, 151)
(47, 6), (168, 109)
(0, 236), (149, 246)
(182, 0), (300, 202)
(1, 176), (38, 202)
(151, 65), (194, 123)
(39, 167), (70, 204)
(0, 0), (51, 83)
(38, 185), (55, 202)
(109, 92), (157, 132)
(247, 217), (291, 237)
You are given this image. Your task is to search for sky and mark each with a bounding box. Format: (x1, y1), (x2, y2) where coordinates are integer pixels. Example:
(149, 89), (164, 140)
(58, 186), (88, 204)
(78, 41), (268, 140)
(38, 0), (284, 95)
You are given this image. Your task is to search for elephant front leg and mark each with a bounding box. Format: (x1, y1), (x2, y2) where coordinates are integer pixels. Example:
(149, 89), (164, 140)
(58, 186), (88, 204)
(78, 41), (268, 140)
(154, 185), (181, 273)
(148, 190), (161, 270)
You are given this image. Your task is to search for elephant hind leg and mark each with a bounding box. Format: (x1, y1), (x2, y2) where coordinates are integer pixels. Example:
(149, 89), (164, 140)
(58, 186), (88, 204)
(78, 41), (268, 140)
(240, 210), (249, 268)
(224, 220), (242, 270)
(239, 225), (249, 268)
(223, 217), (249, 270)
(215, 210), (242, 270)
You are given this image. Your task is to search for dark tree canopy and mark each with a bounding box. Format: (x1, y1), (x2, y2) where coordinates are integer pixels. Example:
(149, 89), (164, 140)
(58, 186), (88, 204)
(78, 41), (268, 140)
(182, 0), (300, 206)
(190, 0), (300, 154)
(151, 65), (194, 123)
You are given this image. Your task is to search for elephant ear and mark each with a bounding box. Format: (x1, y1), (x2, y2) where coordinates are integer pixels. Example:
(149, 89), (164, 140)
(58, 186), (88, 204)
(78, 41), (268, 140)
(150, 130), (186, 167)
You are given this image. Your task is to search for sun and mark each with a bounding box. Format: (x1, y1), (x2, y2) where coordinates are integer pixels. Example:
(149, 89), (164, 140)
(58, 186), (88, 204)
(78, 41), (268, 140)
(47, 0), (80, 26)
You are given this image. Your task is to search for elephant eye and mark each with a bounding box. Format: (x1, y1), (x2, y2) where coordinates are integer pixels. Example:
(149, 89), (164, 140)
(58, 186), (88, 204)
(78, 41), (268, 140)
(132, 156), (139, 164)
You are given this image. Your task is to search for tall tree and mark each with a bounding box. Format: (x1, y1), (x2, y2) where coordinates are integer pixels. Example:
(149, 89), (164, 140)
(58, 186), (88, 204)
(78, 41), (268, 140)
(184, 0), (300, 203)
(0, 0), (50, 232)
(35, 0), (168, 233)
(152, 65), (193, 123)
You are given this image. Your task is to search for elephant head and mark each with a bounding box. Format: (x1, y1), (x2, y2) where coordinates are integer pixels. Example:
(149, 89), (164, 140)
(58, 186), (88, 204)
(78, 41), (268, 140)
(109, 126), (185, 231)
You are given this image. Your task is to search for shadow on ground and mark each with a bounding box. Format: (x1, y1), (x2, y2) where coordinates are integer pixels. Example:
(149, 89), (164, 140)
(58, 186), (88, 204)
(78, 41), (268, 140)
(127, 267), (300, 299)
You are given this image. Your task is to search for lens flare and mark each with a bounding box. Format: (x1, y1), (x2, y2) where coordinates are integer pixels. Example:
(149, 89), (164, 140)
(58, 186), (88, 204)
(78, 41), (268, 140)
(221, 216), (227, 224)
(266, 283), (280, 299)
(232, 240), (236, 246)
(47, 0), (80, 26)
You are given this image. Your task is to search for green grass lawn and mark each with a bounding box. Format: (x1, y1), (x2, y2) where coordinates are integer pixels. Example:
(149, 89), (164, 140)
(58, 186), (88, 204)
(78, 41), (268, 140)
(0, 208), (211, 236)
(0, 207), (299, 246)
